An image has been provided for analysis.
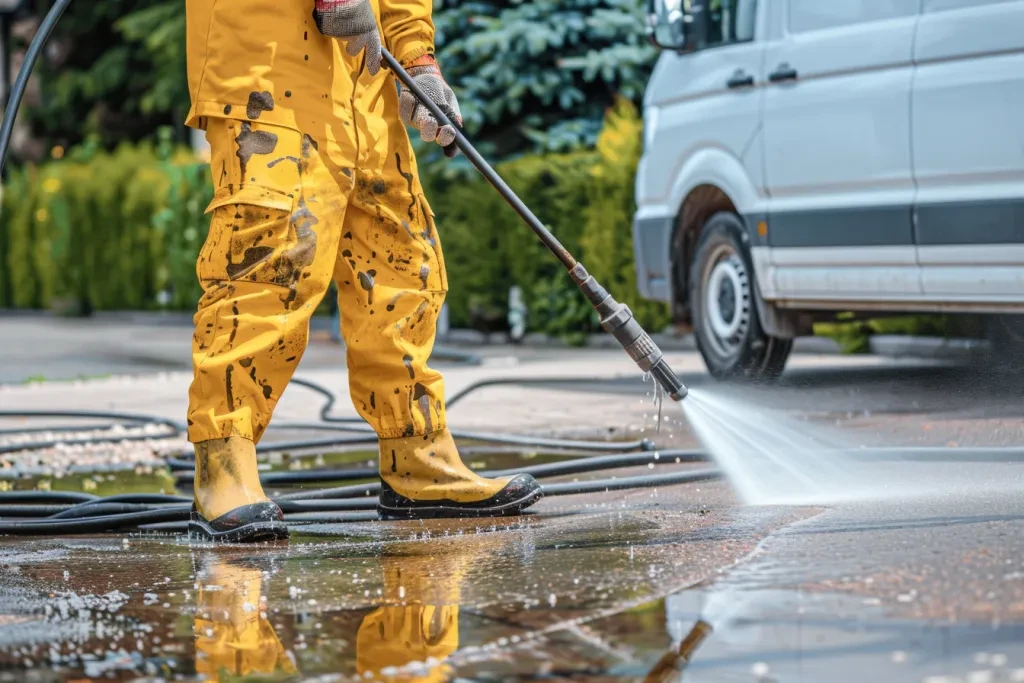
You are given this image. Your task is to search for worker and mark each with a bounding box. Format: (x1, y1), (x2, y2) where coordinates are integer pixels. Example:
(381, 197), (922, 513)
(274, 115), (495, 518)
(184, 0), (542, 542)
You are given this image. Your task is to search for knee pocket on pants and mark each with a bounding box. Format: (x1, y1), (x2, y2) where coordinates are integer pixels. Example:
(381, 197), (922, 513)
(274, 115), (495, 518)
(197, 185), (317, 289)
(417, 194), (448, 292)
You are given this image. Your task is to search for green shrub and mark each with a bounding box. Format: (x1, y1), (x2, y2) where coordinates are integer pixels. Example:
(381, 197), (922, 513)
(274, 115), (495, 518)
(581, 98), (670, 333)
(814, 314), (979, 354)
(422, 147), (601, 342)
(2, 106), (667, 345)
(423, 100), (667, 342)
(0, 139), (207, 312)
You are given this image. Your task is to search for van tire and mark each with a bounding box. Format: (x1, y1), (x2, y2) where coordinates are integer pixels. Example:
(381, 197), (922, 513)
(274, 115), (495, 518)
(688, 212), (792, 380)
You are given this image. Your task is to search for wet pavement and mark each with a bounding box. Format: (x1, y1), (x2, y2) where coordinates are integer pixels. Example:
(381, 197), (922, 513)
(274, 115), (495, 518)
(4, 338), (1024, 680)
(2, 457), (1024, 681)
(0, 476), (815, 681)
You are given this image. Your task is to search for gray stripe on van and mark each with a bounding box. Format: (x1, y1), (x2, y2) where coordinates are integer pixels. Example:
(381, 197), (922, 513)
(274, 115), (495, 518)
(916, 199), (1024, 245)
(767, 206), (913, 248)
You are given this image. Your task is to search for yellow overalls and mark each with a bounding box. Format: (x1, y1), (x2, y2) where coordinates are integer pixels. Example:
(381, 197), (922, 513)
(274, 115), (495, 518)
(184, 0), (446, 445)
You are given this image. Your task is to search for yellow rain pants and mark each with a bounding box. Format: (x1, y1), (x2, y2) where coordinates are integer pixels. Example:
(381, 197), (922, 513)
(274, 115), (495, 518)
(185, 0), (449, 445)
(187, 114), (448, 443)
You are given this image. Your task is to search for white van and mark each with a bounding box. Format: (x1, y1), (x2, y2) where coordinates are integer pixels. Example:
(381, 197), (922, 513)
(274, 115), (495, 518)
(635, 0), (1024, 378)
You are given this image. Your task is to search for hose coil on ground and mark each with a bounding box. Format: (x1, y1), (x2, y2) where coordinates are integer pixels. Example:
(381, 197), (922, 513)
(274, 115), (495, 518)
(0, 376), (712, 535)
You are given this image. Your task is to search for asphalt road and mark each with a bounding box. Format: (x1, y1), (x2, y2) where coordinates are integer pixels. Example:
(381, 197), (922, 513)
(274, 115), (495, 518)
(1, 322), (1024, 680)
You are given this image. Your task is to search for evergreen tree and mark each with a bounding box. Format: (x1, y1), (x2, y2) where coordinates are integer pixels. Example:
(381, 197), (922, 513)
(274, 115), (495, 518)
(434, 0), (656, 158)
(28, 0), (186, 149)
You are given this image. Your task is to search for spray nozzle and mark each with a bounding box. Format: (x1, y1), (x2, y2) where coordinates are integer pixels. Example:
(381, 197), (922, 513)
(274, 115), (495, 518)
(569, 263), (688, 401)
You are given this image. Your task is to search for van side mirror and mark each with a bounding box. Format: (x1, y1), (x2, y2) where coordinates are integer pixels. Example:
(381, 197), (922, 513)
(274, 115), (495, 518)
(646, 0), (704, 52)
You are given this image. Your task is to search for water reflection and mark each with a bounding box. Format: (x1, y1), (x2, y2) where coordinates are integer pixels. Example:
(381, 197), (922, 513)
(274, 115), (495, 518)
(186, 527), (516, 682)
(356, 553), (463, 682)
(193, 557), (297, 681)
(644, 619), (713, 682)
(354, 529), (512, 682)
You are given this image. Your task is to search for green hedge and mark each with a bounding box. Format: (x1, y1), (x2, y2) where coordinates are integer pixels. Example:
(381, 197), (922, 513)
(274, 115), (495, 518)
(1, 104), (669, 340)
(425, 98), (669, 342)
(0, 130), (211, 313)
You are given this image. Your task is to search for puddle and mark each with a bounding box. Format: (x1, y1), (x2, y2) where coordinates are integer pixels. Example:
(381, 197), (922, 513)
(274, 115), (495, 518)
(4, 469), (176, 497)
(599, 585), (1024, 683)
(0, 486), (794, 682)
(10, 539), (1017, 683)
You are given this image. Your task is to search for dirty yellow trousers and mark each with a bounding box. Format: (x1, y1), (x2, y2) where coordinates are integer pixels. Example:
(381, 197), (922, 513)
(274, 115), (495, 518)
(187, 118), (448, 443)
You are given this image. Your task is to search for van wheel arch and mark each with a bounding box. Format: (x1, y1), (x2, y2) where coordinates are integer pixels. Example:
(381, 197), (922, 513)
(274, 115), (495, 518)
(688, 211), (793, 380)
(671, 185), (740, 326)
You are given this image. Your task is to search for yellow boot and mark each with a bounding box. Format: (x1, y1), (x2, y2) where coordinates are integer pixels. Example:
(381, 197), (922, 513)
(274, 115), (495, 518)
(377, 427), (542, 519)
(190, 437), (288, 543)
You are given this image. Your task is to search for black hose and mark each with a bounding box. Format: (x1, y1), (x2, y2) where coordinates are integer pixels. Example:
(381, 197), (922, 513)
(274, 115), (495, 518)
(0, 494), (190, 519)
(540, 468), (720, 496)
(137, 510), (383, 532)
(279, 481), (381, 501)
(277, 499), (376, 513)
(485, 449), (706, 479)
(277, 450), (710, 501)
(0, 464), (723, 533)
(76, 493), (190, 505)
(0, 376), (655, 455)
(0, 409), (184, 455)
(0, 375), (678, 532)
(174, 466), (379, 485)
(50, 502), (164, 520)
(0, 409), (184, 433)
(0, 491), (99, 504)
(277, 377), (654, 452)
(0, 0), (72, 174)
(173, 449), (706, 488)
(0, 507), (190, 535)
(287, 377), (361, 423)
(0, 505), (74, 518)
(166, 457), (196, 471)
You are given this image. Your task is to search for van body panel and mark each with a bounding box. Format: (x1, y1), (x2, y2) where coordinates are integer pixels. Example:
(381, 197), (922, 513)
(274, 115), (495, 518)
(634, 0), (1024, 317)
(761, 1), (921, 299)
(633, 0), (769, 304)
(912, 0), (1024, 298)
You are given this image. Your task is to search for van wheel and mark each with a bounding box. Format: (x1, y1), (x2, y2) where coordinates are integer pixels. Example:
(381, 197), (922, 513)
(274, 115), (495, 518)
(689, 212), (792, 380)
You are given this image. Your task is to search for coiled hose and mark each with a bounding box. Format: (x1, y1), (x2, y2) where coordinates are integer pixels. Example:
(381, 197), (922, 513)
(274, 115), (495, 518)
(0, 375), (713, 535)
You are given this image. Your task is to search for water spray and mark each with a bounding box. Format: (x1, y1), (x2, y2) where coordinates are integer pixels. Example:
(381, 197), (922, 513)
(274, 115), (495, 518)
(381, 50), (688, 402)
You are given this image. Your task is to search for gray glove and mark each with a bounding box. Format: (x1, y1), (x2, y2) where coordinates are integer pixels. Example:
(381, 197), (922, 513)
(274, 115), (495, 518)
(313, 0), (382, 76)
(398, 55), (462, 147)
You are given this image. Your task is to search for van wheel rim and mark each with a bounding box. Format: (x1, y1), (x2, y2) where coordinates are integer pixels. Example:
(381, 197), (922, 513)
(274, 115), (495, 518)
(703, 246), (751, 359)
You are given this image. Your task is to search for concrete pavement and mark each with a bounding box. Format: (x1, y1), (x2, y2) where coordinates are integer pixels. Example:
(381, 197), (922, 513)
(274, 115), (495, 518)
(1, 316), (1024, 681)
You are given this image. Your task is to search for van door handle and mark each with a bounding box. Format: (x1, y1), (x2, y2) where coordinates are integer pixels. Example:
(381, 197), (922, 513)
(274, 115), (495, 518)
(768, 64), (798, 83)
(727, 70), (755, 89)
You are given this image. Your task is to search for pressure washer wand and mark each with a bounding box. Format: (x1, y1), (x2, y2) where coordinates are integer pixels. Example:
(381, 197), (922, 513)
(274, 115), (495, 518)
(382, 49), (687, 401)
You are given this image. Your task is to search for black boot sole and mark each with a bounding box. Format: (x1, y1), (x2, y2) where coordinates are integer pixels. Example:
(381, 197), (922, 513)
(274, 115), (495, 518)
(377, 486), (544, 520)
(188, 518), (290, 543)
(189, 502), (289, 543)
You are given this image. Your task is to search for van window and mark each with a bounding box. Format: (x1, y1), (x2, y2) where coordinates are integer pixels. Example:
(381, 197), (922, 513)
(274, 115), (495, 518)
(924, 0), (1017, 11)
(707, 0), (758, 46)
(788, 0), (918, 33)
